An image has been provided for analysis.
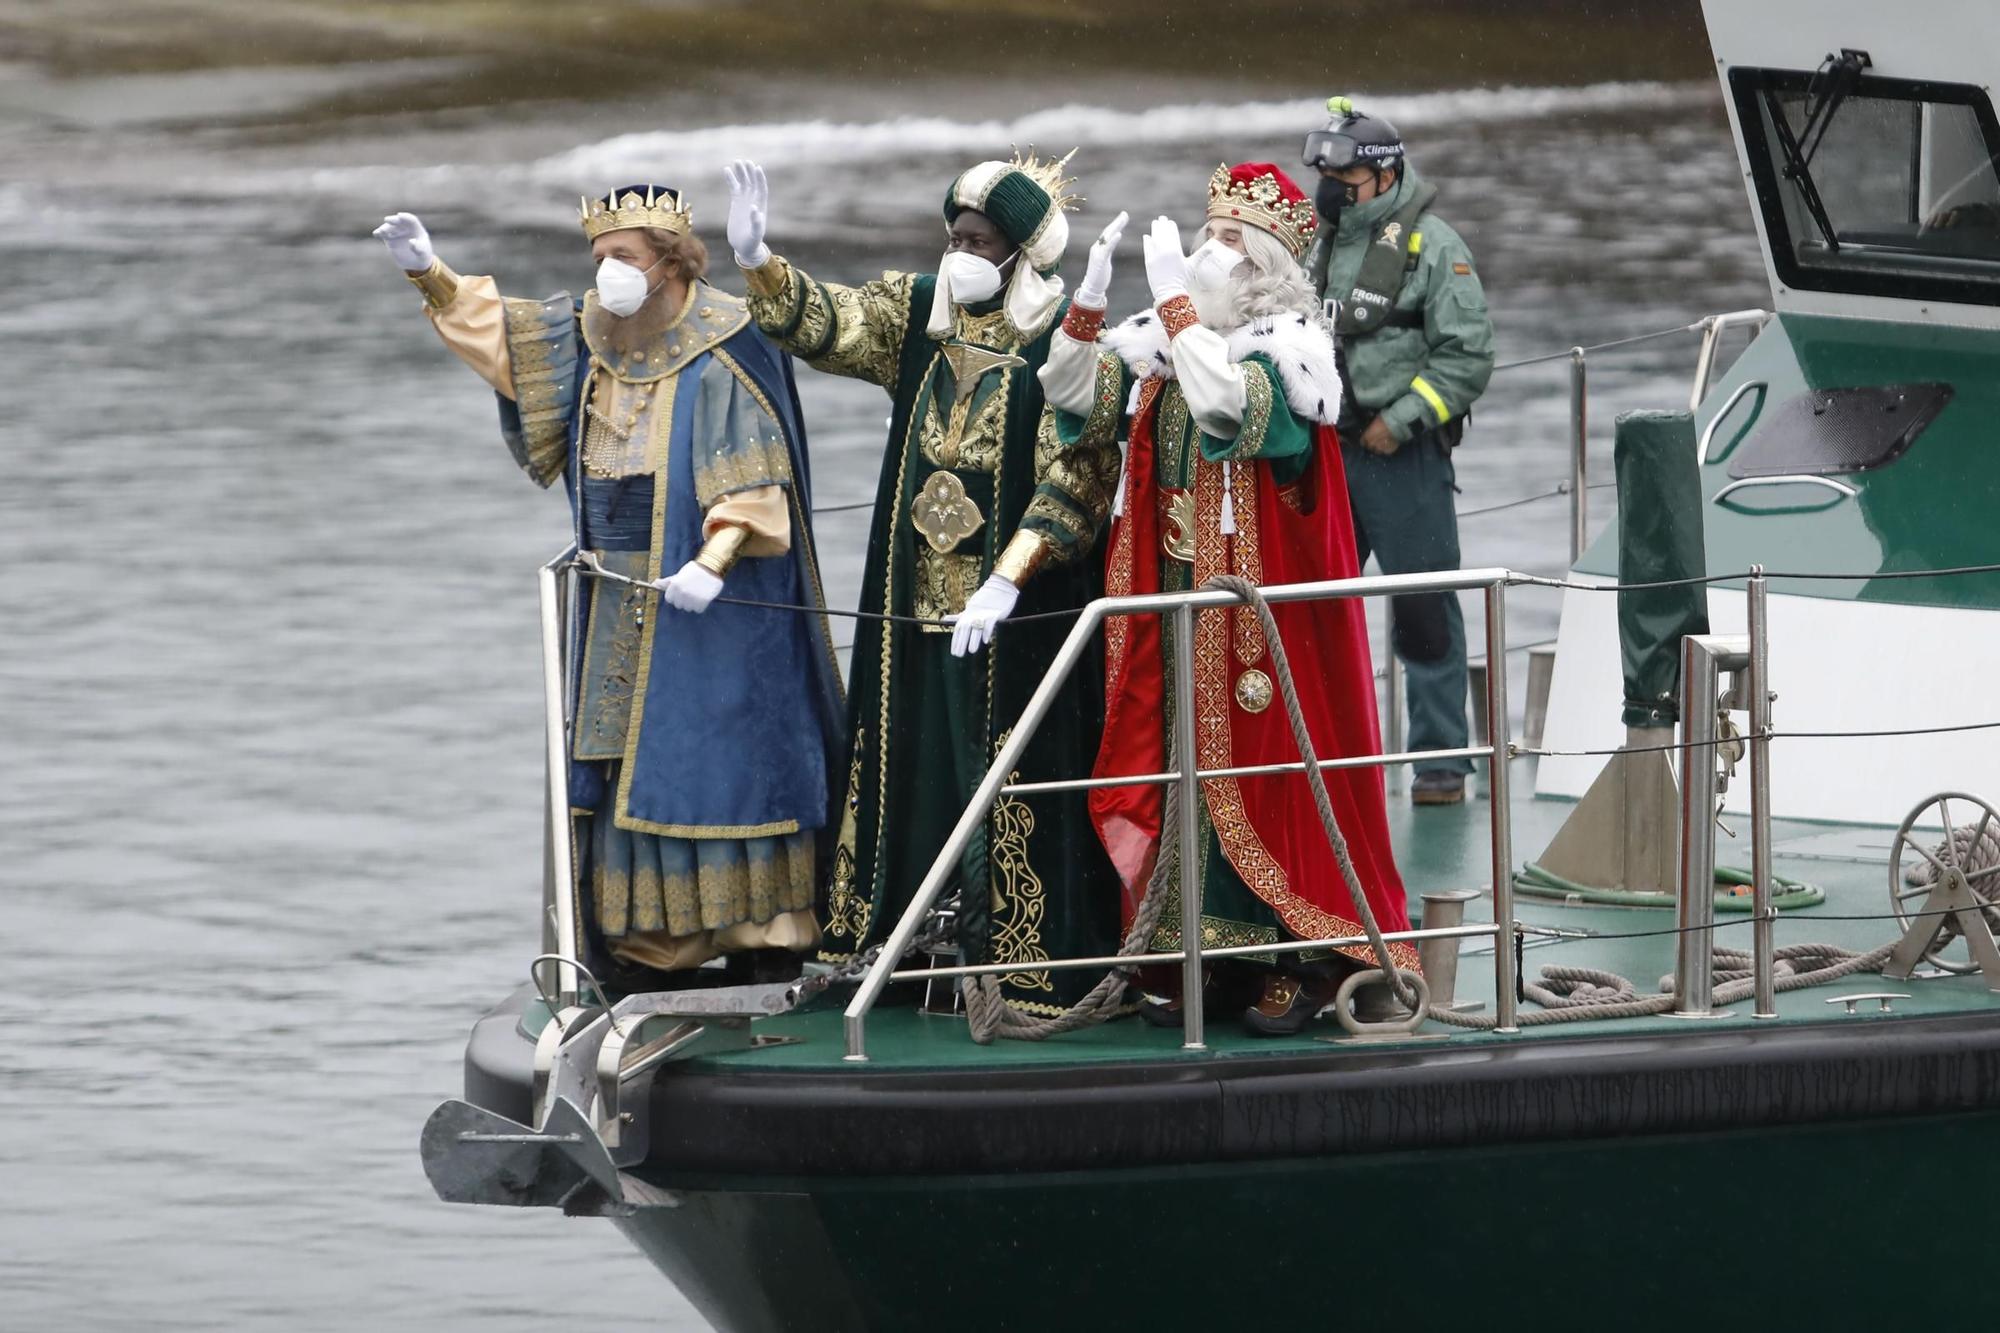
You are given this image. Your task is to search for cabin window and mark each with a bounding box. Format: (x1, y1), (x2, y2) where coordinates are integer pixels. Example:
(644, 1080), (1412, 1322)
(1731, 67), (2000, 305)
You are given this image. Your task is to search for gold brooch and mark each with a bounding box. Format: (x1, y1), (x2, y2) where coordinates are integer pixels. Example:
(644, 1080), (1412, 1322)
(911, 471), (985, 553)
(1234, 669), (1274, 714)
(1161, 490), (1196, 564)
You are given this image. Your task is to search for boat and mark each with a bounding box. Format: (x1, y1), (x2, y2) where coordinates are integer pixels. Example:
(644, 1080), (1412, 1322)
(418, 2), (2000, 1326)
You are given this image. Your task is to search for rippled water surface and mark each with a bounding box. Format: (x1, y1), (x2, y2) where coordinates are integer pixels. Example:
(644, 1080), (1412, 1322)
(1, 63), (1764, 1331)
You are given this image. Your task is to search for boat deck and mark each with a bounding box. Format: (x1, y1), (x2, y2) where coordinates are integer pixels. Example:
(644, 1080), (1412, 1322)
(684, 767), (2000, 1072)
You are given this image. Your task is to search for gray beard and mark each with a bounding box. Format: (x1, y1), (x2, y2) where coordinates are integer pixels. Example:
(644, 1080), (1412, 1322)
(1189, 277), (1248, 333)
(599, 285), (680, 355)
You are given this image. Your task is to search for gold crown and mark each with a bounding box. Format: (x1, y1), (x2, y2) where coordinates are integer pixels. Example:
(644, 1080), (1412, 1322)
(1008, 146), (1083, 214)
(579, 185), (691, 240)
(1206, 164), (1319, 257)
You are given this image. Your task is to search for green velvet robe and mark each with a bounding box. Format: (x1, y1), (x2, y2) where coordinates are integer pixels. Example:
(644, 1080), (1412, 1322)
(747, 259), (1122, 1015)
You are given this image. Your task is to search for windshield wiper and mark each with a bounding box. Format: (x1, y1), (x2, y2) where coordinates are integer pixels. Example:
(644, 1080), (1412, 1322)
(1799, 48), (1872, 166)
(1764, 50), (1870, 254)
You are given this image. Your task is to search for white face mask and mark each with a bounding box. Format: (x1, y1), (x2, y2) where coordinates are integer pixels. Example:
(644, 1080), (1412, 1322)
(938, 248), (1016, 305)
(595, 253), (666, 317)
(1187, 237), (1246, 294)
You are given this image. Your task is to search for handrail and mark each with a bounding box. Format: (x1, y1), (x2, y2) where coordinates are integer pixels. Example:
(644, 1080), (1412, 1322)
(841, 566), (1526, 1061)
(1699, 379), (1768, 463)
(1690, 310), (1774, 411)
(538, 548), (581, 1007)
(1713, 474), (1857, 505)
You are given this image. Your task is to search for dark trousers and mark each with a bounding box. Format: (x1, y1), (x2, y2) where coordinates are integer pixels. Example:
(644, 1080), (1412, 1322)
(1337, 416), (1474, 778)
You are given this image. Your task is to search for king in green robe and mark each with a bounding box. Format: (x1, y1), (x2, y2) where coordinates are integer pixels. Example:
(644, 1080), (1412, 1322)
(733, 154), (1123, 1017)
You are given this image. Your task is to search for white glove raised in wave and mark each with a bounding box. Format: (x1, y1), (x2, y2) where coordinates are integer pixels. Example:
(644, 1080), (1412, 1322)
(1141, 215), (1190, 305)
(724, 160), (771, 269)
(653, 561), (725, 614)
(1074, 210), (1129, 310)
(948, 574), (1021, 657)
(372, 212), (435, 272)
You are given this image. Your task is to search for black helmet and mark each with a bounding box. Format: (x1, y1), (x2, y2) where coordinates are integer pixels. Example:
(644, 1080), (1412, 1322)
(1302, 96), (1405, 174)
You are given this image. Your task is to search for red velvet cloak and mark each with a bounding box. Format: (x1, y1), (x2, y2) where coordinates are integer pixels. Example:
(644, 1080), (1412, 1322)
(1089, 378), (1417, 973)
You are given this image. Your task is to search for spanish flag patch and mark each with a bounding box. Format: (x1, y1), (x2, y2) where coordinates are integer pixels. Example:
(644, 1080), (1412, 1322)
(1453, 262), (1472, 275)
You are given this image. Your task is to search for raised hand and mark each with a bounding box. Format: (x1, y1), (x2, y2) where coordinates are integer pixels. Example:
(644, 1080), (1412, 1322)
(724, 160), (771, 268)
(1075, 210), (1128, 309)
(372, 212), (434, 272)
(1140, 215), (1189, 304)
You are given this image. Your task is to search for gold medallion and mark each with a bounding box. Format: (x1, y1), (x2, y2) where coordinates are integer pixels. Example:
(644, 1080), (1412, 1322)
(912, 470), (985, 553)
(1234, 669), (1274, 714)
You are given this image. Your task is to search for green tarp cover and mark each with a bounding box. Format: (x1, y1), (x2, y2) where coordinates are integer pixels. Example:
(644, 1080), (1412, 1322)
(1614, 411), (1709, 726)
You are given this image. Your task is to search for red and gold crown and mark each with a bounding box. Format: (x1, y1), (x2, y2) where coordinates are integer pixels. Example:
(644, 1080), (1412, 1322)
(1206, 162), (1318, 257)
(579, 184), (691, 240)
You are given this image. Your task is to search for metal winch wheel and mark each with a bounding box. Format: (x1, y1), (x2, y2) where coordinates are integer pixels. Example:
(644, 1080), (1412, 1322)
(1888, 790), (2000, 975)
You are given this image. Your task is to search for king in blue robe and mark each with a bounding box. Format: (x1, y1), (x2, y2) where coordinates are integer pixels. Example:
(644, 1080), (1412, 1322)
(380, 184), (843, 981)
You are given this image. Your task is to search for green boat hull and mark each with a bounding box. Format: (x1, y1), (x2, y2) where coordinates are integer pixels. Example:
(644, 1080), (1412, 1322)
(619, 1109), (2000, 1331)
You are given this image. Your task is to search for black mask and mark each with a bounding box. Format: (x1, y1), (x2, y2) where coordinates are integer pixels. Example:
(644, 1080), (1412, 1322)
(1315, 175), (1359, 223)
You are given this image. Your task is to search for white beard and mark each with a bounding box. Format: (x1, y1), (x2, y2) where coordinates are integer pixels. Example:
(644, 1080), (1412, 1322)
(1189, 275), (1250, 333)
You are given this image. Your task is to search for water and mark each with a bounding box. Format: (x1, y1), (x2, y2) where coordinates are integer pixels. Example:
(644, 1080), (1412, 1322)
(0, 59), (1766, 1331)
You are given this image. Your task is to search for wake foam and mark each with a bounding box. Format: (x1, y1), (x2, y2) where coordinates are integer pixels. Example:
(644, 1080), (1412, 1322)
(540, 81), (1709, 183)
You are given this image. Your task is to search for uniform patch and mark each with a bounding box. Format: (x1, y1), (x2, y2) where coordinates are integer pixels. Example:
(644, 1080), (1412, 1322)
(1453, 262), (1472, 275)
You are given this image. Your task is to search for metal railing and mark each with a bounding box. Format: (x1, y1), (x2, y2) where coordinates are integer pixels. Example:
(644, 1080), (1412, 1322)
(1671, 570), (1778, 1019)
(840, 567), (1528, 1062)
(539, 547), (581, 1007)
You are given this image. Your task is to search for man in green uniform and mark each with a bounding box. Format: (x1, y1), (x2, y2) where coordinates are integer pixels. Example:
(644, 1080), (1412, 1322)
(1304, 97), (1495, 804)
(723, 154), (1123, 1021)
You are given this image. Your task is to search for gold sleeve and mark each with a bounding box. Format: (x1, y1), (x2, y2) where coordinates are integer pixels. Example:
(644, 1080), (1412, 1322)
(742, 255), (914, 390)
(423, 269), (516, 399)
(1014, 399), (1122, 573)
(703, 484), (791, 559)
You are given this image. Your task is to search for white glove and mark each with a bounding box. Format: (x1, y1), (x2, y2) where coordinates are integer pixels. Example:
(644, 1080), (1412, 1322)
(653, 561), (725, 614)
(1074, 210), (1128, 309)
(373, 212), (435, 272)
(724, 159), (771, 269)
(1141, 216), (1190, 304)
(948, 575), (1021, 657)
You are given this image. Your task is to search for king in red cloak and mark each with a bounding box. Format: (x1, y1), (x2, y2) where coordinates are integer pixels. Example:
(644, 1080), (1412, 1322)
(1038, 163), (1414, 1034)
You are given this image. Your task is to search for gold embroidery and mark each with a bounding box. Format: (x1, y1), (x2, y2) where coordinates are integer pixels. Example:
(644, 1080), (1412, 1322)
(1231, 459), (1266, 666)
(579, 284), (749, 386)
(913, 548), (984, 627)
(1022, 389), (1120, 558)
(574, 555), (651, 760)
(989, 739), (1054, 994)
(750, 264), (914, 390)
(824, 741), (867, 945)
(911, 471), (985, 552)
(693, 436), (793, 505)
(921, 359), (1014, 473)
(1158, 383), (1192, 481)
(1191, 444), (1419, 972)
(1234, 361), (1276, 459)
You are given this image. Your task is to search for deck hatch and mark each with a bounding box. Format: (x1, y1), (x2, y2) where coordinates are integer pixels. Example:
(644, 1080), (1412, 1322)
(1725, 382), (1952, 478)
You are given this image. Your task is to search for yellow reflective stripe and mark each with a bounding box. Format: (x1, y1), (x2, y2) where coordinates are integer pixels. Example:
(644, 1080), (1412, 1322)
(1410, 375), (1451, 424)
(1407, 229), (1423, 256)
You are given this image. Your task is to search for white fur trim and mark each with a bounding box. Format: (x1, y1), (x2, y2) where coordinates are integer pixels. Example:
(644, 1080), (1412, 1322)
(1227, 313), (1343, 426)
(1101, 310), (1173, 381)
(1100, 308), (1342, 425)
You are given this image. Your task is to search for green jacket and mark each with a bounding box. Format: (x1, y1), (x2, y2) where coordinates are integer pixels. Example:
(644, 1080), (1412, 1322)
(1306, 166), (1495, 444)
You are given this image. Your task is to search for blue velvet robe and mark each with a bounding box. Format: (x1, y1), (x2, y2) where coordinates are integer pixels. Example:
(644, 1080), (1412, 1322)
(494, 283), (844, 847)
